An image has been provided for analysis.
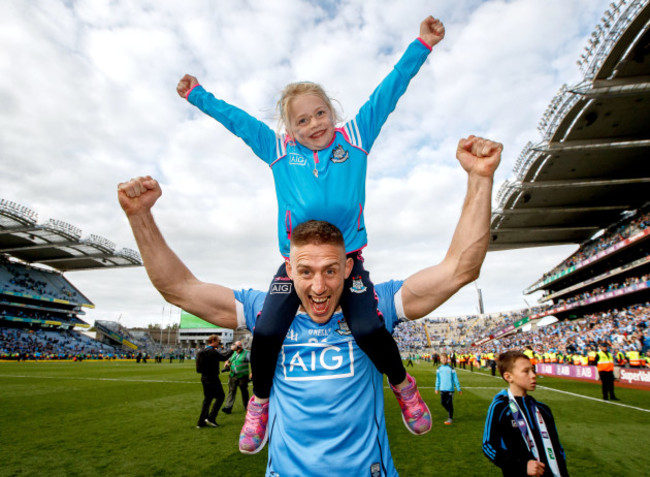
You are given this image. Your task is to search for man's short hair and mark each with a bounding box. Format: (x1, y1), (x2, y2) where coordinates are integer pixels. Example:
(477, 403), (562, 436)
(207, 334), (220, 345)
(497, 350), (528, 380)
(290, 220), (345, 249)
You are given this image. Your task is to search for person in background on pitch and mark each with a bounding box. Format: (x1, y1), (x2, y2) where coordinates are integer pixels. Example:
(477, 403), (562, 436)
(176, 16), (445, 453)
(435, 354), (461, 425)
(195, 334), (233, 428)
(222, 341), (251, 415)
(483, 350), (569, 477)
(596, 342), (619, 401)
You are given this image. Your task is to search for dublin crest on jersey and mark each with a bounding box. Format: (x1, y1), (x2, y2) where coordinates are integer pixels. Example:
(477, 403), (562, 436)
(335, 318), (352, 336)
(330, 144), (349, 163)
(349, 276), (367, 294)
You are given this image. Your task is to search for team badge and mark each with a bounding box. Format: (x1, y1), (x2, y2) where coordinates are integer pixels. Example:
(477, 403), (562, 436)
(335, 318), (352, 336)
(370, 463), (381, 477)
(330, 145), (349, 163)
(349, 276), (367, 294)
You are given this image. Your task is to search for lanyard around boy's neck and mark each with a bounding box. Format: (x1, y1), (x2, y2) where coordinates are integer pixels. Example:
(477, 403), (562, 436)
(507, 389), (561, 477)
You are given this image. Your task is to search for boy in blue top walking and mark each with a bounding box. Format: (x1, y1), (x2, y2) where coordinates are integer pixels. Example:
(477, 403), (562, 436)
(435, 354), (461, 424)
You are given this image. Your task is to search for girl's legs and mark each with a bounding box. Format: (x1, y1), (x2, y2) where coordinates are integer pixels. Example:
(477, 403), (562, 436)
(340, 252), (431, 435)
(339, 253), (406, 386)
(250, 261), (301, 399)
(240, 261), (300, 454)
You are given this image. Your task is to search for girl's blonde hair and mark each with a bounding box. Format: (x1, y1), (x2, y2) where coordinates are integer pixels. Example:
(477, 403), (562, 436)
(276, 81), (342, 133)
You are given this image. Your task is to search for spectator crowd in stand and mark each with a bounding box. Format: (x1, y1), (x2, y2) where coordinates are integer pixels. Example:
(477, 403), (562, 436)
(393, 302), (650, 370)
(539, 208), (649, 283)
(1, 257), (83, 303)
(0, 326), (130, 360)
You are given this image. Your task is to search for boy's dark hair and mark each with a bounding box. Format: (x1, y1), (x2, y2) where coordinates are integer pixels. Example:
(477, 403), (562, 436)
(497, 350), (528, 380)
(290, 220), (345, 249)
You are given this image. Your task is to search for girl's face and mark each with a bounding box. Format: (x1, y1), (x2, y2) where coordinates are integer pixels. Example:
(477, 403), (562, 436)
(287, 94), (335, 151)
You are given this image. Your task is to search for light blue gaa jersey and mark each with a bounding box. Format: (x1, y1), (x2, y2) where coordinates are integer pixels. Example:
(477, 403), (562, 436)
(188, 39), (431, 257)
(235, 280), (405, 477)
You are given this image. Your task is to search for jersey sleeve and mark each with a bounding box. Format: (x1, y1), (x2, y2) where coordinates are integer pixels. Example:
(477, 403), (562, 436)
(453, 370), (461, 392)
(374, 280), (405, 334)
(187, 86), (280, 164)
(351, 38), (431, 153)
(233, 288), (267, 332)
(482, 394), (529, 476)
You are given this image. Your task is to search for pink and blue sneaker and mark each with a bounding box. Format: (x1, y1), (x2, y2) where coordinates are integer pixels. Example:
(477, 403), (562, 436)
(390, 373), (432, 435)
(239, 397), (270, 454)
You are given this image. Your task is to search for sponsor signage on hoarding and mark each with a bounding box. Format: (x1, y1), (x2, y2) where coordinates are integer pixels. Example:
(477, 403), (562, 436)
(619, 368), (650, 388)
(536, 363), (599, 381)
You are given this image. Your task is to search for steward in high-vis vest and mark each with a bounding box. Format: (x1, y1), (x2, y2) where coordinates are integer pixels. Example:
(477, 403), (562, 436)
(221, 341), (251, 415)
(596, 344), (618, 401)
(626, 349), (641, 367)
(587, 349), (597, 366)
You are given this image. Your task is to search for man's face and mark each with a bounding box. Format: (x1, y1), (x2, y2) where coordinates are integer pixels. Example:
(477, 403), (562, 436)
(286, 242), (353, 324)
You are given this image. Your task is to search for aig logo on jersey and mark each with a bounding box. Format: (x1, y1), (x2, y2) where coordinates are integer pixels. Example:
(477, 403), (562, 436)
(280, 341), (355, 381)
(289, 152), (307, 165)
(271, 283), (292, 294)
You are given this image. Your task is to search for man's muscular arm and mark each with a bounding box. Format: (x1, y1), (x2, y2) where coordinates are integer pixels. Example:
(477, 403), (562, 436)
(401, 136), (502, 319)
(118, 176), (238, 328)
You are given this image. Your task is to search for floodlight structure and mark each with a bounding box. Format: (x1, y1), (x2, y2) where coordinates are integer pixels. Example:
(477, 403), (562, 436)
(490, 0), (650, 252)
(577, 0), (648, 80)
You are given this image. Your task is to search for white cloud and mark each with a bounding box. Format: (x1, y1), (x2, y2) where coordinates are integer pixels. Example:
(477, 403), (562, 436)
(0, 0), (611, 327)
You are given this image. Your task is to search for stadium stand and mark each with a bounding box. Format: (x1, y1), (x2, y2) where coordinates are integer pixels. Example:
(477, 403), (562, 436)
(490, 0), (650, 250)
(394, 1), (650, 382)
(0, 198), (145, 359)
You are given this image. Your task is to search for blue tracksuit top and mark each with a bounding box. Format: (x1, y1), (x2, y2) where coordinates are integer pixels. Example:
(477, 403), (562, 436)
(435, 364), (461, 392)
(235, 279), (405, 476)
(188, 38), (432, 257)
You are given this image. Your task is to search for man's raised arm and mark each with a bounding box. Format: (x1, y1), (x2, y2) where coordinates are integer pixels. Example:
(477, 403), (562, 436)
(401, 135), (502, 319)
(117, 176), (238, 328)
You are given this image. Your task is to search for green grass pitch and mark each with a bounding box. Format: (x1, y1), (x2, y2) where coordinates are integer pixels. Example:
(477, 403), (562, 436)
(1, 360), (648, 476)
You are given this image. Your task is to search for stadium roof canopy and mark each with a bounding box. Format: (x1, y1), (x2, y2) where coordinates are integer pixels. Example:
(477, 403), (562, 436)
(490, 0), (650, 251)
(0, 199), (142, 272)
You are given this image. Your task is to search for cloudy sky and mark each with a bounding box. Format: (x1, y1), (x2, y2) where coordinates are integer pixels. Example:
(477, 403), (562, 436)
(1, 0), (612, 328)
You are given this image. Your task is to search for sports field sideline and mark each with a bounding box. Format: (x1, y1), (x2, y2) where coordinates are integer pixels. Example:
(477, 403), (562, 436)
(1, 361), (648, 476)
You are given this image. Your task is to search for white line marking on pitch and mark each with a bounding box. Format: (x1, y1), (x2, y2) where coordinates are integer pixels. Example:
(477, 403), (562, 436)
(0, 374), (201, 384)
(454, 368), (650, 413)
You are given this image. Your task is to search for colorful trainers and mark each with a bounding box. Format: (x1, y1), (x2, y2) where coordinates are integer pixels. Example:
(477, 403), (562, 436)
(390, 373), (432, 435)
(239, 397), (269, 454)
(444, 419), (453, 425)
